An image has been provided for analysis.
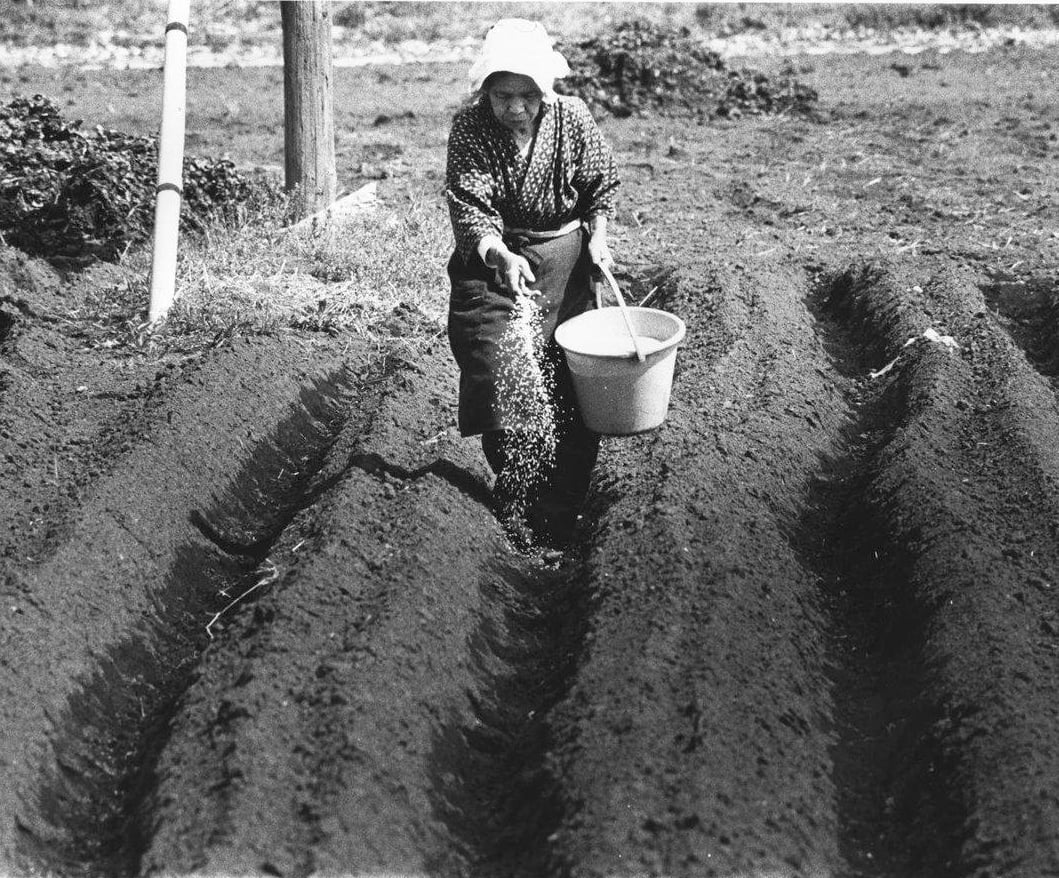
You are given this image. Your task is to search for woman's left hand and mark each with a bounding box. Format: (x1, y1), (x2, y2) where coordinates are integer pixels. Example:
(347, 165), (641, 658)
(587, 235), (614, 271)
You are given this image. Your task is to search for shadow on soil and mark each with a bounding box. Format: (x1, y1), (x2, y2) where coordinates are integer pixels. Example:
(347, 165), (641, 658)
(0, 308), (14, 347)
(981, 271), (1059, 379)
(350, 450), (494, 510)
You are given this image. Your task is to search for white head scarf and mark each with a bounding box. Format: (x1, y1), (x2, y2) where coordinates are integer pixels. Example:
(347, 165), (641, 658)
(468, 18), (571, 102)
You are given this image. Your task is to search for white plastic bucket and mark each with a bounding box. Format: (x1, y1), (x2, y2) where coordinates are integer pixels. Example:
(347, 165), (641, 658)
(555, 305), (686, 435)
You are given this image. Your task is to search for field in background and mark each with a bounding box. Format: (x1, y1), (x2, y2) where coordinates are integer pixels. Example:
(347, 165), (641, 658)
(4, 1), (1058, 354)
(4, 1), (1059, 50)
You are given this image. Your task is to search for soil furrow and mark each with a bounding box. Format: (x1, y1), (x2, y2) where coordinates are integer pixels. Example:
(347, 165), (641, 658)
(545, 260), (842, 877)
(0, 339), (362, 873)
(137, 345), (524, 876)
(15, 370), (356, 877)
(137, 342), (610, 878)
(802, 272), (959, 877)
(826, 258), (1059, 874)
(428, 554), (589, 878)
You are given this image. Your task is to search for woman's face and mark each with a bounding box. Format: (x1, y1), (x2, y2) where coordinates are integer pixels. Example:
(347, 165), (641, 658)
(486, 73), (543, 134)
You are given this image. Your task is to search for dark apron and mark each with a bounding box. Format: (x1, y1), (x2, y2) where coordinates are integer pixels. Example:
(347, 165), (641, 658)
(447, 227), (594, 437)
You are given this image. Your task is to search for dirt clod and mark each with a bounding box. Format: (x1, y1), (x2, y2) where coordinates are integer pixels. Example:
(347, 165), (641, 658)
(0, 95), (277, 262)
(557, 21), (820, 119)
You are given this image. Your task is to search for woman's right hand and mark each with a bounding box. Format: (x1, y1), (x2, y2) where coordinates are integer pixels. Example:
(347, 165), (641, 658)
(488, 245), (536, 296)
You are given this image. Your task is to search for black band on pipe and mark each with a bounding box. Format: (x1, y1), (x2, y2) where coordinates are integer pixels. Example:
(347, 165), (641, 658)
(156, 182), (183, 196)
(165, 21), (189, 36)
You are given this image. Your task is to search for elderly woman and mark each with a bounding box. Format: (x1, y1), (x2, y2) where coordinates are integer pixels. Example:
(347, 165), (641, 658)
(445, 18), (620, 548)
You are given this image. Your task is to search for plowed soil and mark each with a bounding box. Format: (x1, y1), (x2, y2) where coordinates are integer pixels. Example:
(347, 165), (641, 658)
(3, 43), (1059, 878)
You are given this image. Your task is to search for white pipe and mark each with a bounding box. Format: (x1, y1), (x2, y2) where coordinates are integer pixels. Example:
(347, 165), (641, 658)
(148, 0), (190, 323)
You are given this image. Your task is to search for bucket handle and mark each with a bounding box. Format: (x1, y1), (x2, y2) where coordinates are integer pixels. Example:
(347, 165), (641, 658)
(596, 264), (646, 363)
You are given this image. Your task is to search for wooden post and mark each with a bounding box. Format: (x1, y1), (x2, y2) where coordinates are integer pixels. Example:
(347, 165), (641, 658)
(280, 1), (337, 220)
(147, 0), (190, 323)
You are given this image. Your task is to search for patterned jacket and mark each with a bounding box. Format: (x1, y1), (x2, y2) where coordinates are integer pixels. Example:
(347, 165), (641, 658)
(445, 95), (620, 263)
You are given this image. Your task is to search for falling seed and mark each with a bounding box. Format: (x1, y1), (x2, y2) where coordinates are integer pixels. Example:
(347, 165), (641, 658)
(494, 294), (560, 525)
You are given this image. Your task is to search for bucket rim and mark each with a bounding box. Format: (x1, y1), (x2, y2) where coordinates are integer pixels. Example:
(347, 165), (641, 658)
(555, 306), (686, 359)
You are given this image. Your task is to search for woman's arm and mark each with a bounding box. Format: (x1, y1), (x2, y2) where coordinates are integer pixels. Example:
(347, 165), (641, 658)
(446, 110), (537, 294)
(568, 99), (620, 269)
(585, 214), (613, 271)
(445, 112), (505, 264)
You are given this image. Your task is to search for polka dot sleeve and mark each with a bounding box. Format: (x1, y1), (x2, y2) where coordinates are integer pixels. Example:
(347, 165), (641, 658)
(445, 110), (504, 264)
(567, 97), (620, 222)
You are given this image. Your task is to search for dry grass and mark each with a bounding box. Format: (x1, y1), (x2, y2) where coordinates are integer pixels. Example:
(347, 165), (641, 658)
(67, 189), (452, 359)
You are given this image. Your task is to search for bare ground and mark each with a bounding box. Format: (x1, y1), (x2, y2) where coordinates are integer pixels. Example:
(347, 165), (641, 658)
(2, 44), (1059, 878)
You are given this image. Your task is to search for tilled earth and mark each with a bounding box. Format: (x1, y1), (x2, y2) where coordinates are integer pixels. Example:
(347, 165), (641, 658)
(2, 44), (1059, 878)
